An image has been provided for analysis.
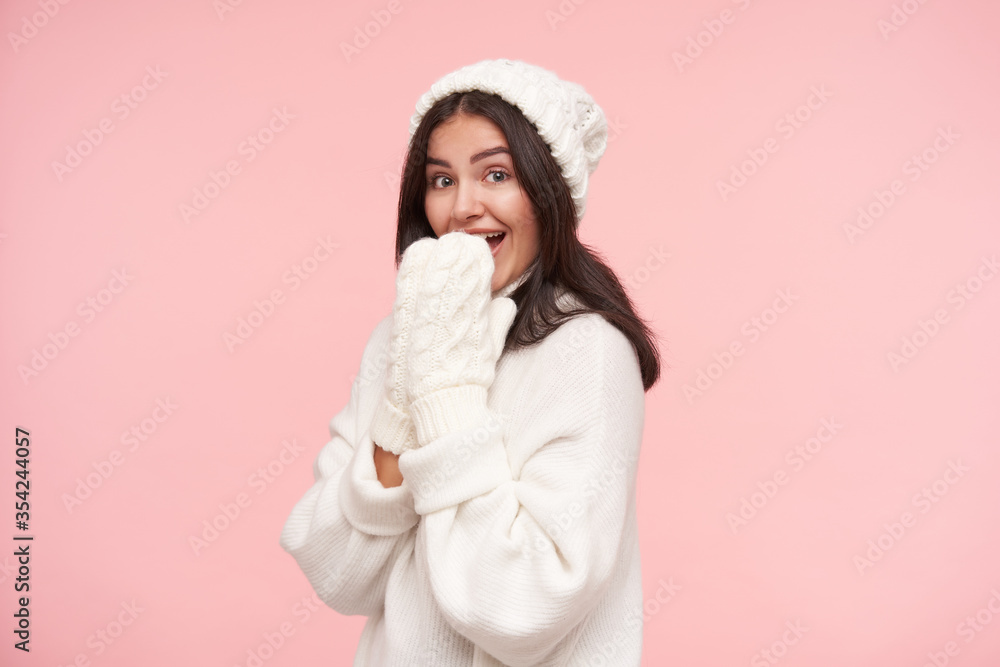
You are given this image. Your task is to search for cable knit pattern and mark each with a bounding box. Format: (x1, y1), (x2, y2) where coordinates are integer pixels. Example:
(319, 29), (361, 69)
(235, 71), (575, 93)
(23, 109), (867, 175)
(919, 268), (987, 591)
(405, 233), (517, 446)
(406, 231), (495, 397)
(280, 285), (646, 667)
(369, 238), (436, 455)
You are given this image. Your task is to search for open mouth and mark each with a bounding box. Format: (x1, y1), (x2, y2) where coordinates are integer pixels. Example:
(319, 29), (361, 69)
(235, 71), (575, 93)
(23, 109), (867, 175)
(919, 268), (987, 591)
(485, 232), (505, 255)
(465, 231), (505, 257)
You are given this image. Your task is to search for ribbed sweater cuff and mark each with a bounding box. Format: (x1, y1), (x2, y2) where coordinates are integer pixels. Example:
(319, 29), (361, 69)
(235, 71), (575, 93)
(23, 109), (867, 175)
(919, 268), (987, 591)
(409, 385), (492, 447)
(398, 406), (511, 516)
(370, 396), (417, 455)
(339, 431), (419, 535)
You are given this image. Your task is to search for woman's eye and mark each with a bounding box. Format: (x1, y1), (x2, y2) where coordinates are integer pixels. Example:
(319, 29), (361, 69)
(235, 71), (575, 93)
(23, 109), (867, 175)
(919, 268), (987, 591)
(430, 171), (509, 188)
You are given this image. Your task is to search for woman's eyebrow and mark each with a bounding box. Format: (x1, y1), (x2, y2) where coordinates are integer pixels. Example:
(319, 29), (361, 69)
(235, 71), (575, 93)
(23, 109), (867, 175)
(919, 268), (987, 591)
(426, 146), (511, 168)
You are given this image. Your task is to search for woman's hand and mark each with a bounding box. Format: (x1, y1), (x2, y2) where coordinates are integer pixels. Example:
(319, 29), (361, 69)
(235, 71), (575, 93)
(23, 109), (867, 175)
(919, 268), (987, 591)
(373, 442), (403, 488)
(404, 232), (517, 446)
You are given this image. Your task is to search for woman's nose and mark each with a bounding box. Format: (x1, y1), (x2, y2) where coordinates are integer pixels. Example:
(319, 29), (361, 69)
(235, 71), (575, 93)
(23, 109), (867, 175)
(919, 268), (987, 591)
(452, 181), (484, 221)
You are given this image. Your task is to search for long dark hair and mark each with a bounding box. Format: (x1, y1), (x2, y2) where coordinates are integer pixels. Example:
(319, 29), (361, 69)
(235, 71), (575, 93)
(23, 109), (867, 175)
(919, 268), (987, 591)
(394, 90), (663, 391)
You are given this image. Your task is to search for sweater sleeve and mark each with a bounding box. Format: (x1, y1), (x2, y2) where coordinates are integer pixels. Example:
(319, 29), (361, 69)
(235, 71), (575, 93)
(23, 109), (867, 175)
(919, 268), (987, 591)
(279, 315), (420, 616)
(396, 315), (646, 666)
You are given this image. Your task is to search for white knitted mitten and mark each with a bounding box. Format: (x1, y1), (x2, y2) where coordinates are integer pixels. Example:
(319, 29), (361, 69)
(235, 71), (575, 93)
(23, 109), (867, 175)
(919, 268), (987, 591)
(369, 237), (437, 455)
(405, 232), (517, 446)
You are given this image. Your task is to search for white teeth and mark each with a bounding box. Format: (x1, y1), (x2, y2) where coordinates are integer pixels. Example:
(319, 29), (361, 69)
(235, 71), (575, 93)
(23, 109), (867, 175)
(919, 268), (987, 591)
(468, 231), (503, 239)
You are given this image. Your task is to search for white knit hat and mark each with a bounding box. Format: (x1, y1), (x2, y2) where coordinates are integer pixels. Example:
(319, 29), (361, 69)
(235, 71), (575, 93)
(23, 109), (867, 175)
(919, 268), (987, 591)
(408, 58), (607, 226)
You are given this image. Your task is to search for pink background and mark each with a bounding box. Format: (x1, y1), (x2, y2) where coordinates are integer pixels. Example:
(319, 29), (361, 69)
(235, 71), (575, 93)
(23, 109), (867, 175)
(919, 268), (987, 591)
(2, 0), (999, 665)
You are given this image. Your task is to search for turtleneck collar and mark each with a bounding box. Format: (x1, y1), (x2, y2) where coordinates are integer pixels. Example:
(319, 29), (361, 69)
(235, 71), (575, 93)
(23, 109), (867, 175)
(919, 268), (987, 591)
(491, 265), (579, 309)
(492, 265), (533, 300)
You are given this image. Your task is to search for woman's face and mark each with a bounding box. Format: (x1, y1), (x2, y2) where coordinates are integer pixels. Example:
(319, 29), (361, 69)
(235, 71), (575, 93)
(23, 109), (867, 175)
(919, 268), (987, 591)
(424, 112), (540, 293)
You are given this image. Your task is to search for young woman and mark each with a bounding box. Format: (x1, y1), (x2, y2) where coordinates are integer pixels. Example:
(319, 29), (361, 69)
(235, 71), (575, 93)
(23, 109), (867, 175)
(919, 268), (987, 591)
(280, 58), (662, 666)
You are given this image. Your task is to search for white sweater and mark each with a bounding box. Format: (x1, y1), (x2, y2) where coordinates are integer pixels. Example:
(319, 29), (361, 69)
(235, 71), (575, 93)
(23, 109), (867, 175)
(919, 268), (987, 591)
(279, 280), (647, 666)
